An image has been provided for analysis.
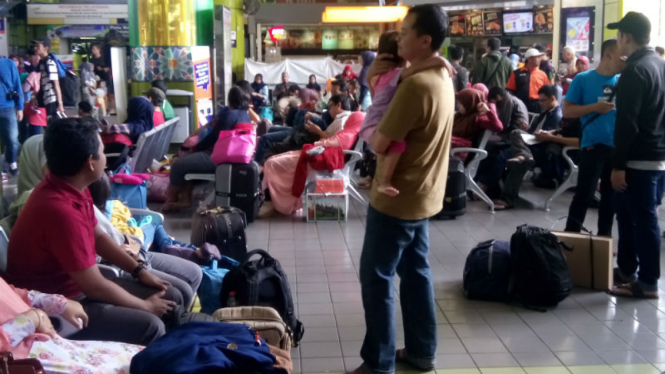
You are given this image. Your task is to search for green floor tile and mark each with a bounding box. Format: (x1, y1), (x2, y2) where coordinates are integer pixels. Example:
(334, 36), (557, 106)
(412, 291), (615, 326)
(567, 365), (616, 374)
(479, 368), (527, 374)
(610, 364), (660, 374)
(524, 367), (572, 374)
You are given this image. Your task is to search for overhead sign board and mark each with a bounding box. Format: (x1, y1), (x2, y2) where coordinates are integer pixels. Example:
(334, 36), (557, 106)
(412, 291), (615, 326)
(28, 4), (128, 25)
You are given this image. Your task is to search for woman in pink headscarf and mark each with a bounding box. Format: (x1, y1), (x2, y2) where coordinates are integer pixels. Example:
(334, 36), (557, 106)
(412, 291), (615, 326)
(563, 56), (590, 94)
(299, 88), (320, 111)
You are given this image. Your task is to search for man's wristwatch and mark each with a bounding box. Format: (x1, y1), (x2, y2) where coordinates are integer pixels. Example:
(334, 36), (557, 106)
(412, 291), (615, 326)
(131, 262), (147, 279)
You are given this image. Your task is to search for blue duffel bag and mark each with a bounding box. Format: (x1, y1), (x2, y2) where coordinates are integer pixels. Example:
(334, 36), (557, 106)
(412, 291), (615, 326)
(109, 164), (148, 209)
(199, 256), (239, 314)
(463, 240), (512, 301)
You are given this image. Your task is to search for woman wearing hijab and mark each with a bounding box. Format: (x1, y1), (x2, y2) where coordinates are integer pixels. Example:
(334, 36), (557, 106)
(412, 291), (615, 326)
(559, 46), (578, 77)
(342, 65), (357, 82)
(306, 74), (321, 95)
(164, 87), (251, 212)
(250, 74), (268, 110)
(358, 50), (376, 111)
(453, 88), (503, 142)
(563, 55), (590, 95)
(125, 96), (155, 143)
(0, 276), (143, 374)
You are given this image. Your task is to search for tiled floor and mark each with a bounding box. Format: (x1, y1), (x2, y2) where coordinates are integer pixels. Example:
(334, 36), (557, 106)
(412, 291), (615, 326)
(164, 184), (665, 374)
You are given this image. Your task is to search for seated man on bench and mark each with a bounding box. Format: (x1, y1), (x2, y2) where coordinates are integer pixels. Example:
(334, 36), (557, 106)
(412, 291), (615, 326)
(6, 117), (180, 346)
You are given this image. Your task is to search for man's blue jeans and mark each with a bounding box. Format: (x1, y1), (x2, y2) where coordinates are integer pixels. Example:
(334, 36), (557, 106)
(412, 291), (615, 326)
(0, 107), (20, 164)
(615, 168), (665, 291)
(359, 206), (437, 374)
(255, 126), (293, 164)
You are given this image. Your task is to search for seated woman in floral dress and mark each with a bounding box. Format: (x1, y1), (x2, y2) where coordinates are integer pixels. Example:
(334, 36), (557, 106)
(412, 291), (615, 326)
(0, 277), (142, 374)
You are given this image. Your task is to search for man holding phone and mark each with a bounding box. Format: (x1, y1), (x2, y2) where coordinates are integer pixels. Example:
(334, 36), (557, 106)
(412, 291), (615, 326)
(562, 39), (624, 238)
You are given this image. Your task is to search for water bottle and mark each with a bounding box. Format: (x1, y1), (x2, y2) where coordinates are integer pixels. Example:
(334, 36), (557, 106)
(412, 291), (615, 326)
(227, 291), (238, 307)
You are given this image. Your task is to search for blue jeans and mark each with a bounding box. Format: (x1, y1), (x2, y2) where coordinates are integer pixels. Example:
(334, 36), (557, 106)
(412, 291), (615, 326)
(141, 223), (196, 253)
(0, 107), (20, 164)
(615, 168), (665, 291)
(359, 206), (436, 374)
(255, 127), (293, 164)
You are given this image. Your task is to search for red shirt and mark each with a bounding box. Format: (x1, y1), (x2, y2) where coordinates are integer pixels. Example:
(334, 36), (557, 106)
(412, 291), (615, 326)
(153, 110), (165, 128)
(6, 173), (98, 299)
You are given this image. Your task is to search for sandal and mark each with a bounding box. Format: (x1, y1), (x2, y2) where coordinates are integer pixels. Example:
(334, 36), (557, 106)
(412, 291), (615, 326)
(494, 200), (514, 211)
(613, 267), (637, 285)
(610, 282), (658, 299)
(395, 348), (434, 372)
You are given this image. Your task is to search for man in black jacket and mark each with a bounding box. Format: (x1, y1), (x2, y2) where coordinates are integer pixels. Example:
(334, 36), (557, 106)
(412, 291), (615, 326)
(608, 12), (665, 299)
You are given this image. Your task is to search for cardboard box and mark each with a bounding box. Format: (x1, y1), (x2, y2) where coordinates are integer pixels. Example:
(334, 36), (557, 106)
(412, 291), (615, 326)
(305, 192), (348, 222)
(553, 231), (613, 291)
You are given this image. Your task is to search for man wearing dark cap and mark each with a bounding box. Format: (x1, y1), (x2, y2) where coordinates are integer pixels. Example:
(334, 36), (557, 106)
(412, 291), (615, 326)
(607, 12), (665, 299)
(33, 38), (64, 119)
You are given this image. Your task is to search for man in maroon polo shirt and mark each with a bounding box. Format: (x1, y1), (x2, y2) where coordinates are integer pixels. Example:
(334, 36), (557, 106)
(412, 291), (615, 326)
(6, 118), (178, 345)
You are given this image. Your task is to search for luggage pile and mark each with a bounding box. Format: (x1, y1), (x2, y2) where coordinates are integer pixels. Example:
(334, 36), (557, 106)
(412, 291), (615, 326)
(463, 224), (573, 310)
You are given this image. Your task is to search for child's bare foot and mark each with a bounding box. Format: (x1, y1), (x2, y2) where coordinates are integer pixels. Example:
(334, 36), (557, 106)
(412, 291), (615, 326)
(507, 155), (533, 163)
(378, 184), (400, 197)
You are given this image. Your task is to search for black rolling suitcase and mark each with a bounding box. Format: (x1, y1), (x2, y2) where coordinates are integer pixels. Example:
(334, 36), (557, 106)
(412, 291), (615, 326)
(215, 162), (263, 223)
(191, 206), (247, 261)
(436, 157), (466, 219)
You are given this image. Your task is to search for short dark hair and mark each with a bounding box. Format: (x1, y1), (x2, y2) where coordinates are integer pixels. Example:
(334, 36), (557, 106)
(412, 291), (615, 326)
(227, 86), (250, 111)
(88, 173), (111, 210)
(78, 101), (93, 114)
(534, 44), (546, 53)
(449, 45), (464, 61)
(328, 94), (352, 111)
(26, 47), (36, 56)
(151, 80), (168, 94)
(331, 79), (349, 93)
(488, 38), (501, 51)
(288, 85), (299, 95)
(656, 46), (664, 56)
(91, 43), (102, 50)
(348, 79), (358, 89)
(407, 5), (449, 52)
(235, 80), (253, 96)
(378, 31), (401, 64)
(488, 87), (507, 102)
(600, 38), (618, 58)
(538, 85), (557, 99)
(44, 118), (101, 177)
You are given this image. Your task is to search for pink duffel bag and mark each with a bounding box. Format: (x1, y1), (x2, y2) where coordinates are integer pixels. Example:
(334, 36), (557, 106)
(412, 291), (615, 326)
(147, 172), (170, 203)
(211, 123), (256, 165)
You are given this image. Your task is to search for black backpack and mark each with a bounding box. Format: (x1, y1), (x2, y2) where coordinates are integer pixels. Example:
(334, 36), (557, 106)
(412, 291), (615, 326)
(220, 249), (304, 345)
(510, 225), (573, 309)
(463, 240), (512, 301)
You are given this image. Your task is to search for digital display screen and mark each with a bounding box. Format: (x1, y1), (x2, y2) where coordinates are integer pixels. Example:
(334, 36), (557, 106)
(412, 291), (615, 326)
(503, 12), (534, 33)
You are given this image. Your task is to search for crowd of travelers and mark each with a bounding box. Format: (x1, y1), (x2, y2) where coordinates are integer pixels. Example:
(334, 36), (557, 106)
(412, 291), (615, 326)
(0, 6), (664, 374)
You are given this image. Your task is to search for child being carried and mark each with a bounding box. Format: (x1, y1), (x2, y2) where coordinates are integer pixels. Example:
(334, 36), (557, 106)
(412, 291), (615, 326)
(359, 31), (450, 196)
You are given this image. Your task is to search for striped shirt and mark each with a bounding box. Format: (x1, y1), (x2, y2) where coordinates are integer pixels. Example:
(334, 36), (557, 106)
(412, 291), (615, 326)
(37, 57), (59, 107)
